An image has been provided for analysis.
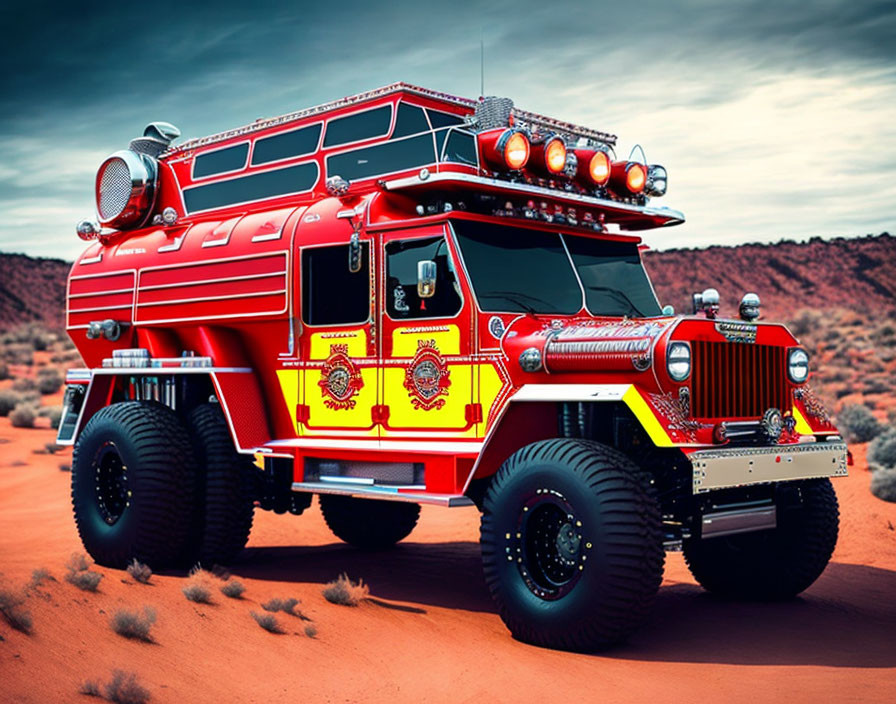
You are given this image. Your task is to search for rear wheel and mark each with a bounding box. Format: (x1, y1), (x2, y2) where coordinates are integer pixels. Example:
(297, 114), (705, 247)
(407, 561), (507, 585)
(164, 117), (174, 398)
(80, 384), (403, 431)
(186, 402), (256, 566)
(319, 495), (420, 549)
(71, 401), (195, 569)
(683, 478), (839, 599)
(480, 439), (664, 651)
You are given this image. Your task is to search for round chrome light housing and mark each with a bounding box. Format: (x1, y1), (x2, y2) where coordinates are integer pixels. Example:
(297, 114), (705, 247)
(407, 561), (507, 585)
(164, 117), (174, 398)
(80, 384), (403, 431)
(788, 348), (809, 384)
(666, 341), (691, 381)
(760, 408), (784, 443)
(644, 164), (667, 197)
(519, 347), (543, 372)
(95, 150), (158, 229)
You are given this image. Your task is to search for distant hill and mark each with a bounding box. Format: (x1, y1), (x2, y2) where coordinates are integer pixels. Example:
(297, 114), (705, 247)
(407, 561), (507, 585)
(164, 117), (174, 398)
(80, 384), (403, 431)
(0, 234), (893, 332)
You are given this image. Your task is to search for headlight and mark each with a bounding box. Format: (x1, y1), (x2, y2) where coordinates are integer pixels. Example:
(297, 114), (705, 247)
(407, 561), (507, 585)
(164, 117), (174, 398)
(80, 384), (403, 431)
(788, 348), (809, 384)
(667, 341), (691, 381)
(95, 149), (158, 229)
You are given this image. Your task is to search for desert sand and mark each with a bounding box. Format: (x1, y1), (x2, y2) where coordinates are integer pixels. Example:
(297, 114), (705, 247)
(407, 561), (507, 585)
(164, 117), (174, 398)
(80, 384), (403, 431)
(1, 416), (895, 704)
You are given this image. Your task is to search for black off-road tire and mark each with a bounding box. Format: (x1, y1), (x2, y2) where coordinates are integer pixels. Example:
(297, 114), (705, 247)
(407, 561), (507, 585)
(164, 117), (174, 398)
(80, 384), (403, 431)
(319, 495), (420, 549)
(187, 402), (256, 566)
(683, 478), (839, 600)
(480, 439), (664, 651)
(71, 401), (195, 569)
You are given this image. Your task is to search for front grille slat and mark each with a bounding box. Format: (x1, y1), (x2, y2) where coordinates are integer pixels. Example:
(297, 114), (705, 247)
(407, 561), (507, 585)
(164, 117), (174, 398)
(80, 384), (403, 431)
(690, 341), (788, 419)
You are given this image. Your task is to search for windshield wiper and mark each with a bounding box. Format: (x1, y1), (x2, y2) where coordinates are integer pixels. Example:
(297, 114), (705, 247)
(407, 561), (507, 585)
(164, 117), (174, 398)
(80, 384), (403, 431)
(586, 286), (644, 317)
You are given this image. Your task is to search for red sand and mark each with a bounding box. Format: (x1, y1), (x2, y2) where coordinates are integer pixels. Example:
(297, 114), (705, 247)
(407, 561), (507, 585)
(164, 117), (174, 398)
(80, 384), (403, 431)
(1, 421), (895, 704)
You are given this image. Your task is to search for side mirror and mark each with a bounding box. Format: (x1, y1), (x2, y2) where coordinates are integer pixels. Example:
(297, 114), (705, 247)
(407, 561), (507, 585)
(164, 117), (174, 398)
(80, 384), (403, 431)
(417, 260), (437, 298)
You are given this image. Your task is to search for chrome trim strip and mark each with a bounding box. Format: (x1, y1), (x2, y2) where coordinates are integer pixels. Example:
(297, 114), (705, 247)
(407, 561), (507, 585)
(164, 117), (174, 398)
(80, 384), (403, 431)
(268, 438), (483, 454)
(291, 481), (475, 507)
(80, 253), (103, 265)
(91, 366), (253, 375)
(382, 172), (686, 226)
(510, 384), (630, 402)
(701, 505), (777, 539)
(137, 288), (287, 308)
(139, 270), (286, 291)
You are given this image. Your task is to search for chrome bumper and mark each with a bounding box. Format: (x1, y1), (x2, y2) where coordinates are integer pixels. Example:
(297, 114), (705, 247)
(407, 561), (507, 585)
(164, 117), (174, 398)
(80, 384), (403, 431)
(690, 441), (848, 493)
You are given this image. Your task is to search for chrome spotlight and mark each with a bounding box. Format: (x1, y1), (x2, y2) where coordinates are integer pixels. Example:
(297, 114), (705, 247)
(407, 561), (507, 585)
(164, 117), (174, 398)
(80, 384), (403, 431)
(76, 220), (100, 241)
(644, 165), (667, 197)
(161, 207), (179, 226)
(694, 288), (720, 319)
(739, 292), (760, 321)
(326, 175), (351, 197)
(760, 408), (784, 444)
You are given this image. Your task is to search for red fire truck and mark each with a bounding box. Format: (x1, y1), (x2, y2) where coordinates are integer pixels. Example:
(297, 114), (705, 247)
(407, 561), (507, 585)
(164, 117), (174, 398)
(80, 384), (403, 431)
(60, 83), (846, 650)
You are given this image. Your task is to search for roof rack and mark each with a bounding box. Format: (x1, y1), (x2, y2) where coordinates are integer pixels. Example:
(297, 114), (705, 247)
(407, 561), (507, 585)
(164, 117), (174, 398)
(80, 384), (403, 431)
(164, 82), (616, 157)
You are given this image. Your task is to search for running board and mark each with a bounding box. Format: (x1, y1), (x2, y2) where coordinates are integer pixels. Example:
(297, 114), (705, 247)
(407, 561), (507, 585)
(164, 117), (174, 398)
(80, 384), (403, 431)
(291, 481), (475, 507)
(701, 505), (777, 539)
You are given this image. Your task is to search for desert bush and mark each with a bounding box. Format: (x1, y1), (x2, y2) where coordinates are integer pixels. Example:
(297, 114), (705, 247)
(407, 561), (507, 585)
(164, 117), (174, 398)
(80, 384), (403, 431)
(11, 376), (36, 392)
(250, 611), (284, 634)
(126, 559), (152, 585)
(261, 597), (302, 616)
(36, 369), (62, 395)
(0, 588), (33, 634)
(79, 680), (102, 697)
(220, 580), (245, 599)
(837, 404), (882, 443)
(104, 670), (151, 704)
(9, 404), (37, 428)
(304, 623), (318, 638)
(322, 573), (368, 607)
(0, 390), (25, 416)
(869, 427), (896, 469)
(2, 342), (34, 366)
(28, 568), (54, 590)
(46, 406), (63, 429)
(0, 361), (8, 380)
(182, 582), (212, 603)
(65, 552), (103, 592)
(110, 608), (156, 642)
(870, 467), (896, 503)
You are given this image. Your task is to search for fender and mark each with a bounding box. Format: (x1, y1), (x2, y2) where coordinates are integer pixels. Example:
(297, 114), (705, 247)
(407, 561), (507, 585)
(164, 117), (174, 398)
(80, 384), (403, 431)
(463, 383), (674, 493)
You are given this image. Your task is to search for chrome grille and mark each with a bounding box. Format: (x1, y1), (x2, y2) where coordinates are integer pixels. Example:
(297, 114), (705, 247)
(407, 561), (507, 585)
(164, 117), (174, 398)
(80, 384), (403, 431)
(98, 158), (132, 219)
(691, 341), (789, 419)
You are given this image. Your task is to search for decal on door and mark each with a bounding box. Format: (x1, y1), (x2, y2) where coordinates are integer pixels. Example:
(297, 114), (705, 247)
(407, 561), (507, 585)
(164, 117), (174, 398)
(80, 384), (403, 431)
(404, 339), (451, 410)
(318, 344), (364, 410)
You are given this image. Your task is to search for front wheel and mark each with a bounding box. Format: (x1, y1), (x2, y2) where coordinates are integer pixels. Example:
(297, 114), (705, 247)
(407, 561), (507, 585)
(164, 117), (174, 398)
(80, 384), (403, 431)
(319, 495), (420, 549)
(71, 401), (196, 569)
(480, 439), (664, 651)
(683, 478), (839, 599)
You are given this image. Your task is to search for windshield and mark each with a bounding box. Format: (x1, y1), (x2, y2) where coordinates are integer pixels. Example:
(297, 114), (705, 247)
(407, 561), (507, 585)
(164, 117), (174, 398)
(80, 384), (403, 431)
(451, 220), (661, 317)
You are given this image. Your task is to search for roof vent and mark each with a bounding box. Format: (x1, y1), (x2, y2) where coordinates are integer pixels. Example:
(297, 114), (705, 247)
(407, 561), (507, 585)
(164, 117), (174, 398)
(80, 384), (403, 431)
(129, 122), (181, 157)
(475, 96), (514, 130)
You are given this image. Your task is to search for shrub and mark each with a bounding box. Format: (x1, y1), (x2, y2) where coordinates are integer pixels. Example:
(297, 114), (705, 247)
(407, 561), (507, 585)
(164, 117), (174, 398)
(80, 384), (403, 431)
(869, 427), (896, 469)
(79, 680), (102, 697)
(110, 608), (156, 642)
(28, 568), (54, 590)
(261, 597), (301, 616)
(250, 611), (284, 634)
(11, 377), (36, 392)
(48, 406), (63, 430)
(36, 369), (62, 395)
(220, 580), (245, 599)
(104, 670), (151, 704)
(182, 583), (212, 603)
(0, 588), (33, 634)
(0, 361), (8, 380)
(0, 390), (25, 416)
(322, 573), (368, 607)
(870, 467), (896, 503)
(9, 403), (36, 428)
(3, 342), (34, 366)
(65, 552), (103, 592)
(126, 559), (152, 585)
(304, 623), (318, 638)
(837, 404), (882, 443)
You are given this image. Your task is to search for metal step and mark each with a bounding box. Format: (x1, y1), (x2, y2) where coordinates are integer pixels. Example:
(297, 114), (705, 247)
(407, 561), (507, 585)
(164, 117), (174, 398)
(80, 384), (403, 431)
(291, 481), (475, 507)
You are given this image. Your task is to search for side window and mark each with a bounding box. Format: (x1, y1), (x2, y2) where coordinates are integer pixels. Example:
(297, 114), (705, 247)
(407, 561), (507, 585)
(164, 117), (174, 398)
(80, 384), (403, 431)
(301, 244), (370, 326)
(386, 236), (462, 319)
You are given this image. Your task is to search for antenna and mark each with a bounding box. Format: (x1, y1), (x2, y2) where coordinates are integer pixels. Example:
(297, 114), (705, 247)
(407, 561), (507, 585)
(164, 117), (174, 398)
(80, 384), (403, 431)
(480, 28), (484, 97)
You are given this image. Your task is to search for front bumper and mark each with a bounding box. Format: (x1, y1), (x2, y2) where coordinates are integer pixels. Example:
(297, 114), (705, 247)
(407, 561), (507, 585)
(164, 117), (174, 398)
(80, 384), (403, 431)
(689, 441), (848, 493)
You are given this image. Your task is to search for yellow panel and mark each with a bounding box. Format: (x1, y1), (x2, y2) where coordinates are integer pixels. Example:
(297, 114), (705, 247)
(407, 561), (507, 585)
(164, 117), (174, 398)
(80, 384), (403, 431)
(623, 386), (674, 447)
(392, 325), (460, 357)
(793, 406), (814, 435)
(309, 329), (367, 359)
(303, 367), (378, 432)
(276, 369), (300, 434)
(383, 363), (472, 431)
(477, 362), (505, 438)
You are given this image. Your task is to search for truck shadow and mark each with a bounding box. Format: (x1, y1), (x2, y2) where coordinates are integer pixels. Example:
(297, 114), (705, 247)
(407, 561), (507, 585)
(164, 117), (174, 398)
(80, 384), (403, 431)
(239, 543), (896, 667)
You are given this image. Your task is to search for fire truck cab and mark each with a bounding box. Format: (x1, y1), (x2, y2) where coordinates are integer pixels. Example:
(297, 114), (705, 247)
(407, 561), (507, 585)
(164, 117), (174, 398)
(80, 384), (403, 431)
(60, 84), (847, 650)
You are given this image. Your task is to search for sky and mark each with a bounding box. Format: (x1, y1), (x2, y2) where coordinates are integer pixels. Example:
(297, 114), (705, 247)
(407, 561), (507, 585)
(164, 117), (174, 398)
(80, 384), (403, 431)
(0, 0), (894, 260)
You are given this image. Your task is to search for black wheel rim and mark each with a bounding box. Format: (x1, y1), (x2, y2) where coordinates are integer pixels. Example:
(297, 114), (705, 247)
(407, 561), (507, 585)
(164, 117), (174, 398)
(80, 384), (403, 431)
(512, 490), (587, 600)
(93, 441), (129, 525)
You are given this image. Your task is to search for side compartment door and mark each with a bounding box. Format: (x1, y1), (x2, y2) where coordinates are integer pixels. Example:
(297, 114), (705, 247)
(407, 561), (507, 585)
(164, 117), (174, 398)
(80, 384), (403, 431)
(297, 239), (378, 437)
(379, 225), (475, 437)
